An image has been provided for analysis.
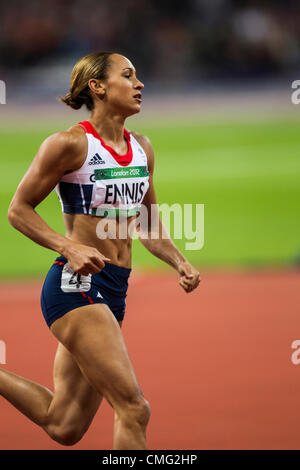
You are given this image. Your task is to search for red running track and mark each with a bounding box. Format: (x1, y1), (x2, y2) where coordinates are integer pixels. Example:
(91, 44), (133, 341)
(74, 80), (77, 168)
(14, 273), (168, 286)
(0, 268), (300, 450)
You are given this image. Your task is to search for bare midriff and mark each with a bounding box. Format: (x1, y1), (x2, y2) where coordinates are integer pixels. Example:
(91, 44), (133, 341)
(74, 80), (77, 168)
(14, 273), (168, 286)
(63, 213), (137, 268)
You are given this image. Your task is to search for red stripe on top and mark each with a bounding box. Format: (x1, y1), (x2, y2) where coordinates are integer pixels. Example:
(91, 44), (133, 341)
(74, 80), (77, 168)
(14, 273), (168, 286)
(78, 120), (133, 166)
(53, 261), (65, 266)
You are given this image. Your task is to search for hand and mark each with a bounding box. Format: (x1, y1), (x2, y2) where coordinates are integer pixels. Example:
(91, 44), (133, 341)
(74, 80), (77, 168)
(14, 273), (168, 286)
(62, 241), (110, 276)
(177, 261), (201, 293)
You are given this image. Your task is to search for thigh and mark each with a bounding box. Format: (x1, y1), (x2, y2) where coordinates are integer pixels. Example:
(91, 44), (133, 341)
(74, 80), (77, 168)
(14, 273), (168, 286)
(50, 303), (144, 415)
(46, 341), (103, 432)
(47, 319), (122, 430)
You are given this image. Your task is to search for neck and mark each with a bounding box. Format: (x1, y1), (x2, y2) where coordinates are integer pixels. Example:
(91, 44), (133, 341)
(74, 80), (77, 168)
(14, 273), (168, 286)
(89, 106), (126, 145)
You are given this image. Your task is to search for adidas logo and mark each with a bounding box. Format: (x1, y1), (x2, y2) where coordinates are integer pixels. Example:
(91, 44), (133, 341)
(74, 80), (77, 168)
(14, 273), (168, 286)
(97, 291), (103, 298)
(88, 153), (105, 165)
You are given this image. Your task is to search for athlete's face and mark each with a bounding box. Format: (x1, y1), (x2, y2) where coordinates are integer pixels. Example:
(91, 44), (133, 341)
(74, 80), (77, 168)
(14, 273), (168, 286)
(102, 54), (144, 116)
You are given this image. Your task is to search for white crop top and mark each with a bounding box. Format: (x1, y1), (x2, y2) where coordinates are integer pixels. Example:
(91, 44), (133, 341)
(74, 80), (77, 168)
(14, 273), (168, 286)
(55, 120), (150, 217)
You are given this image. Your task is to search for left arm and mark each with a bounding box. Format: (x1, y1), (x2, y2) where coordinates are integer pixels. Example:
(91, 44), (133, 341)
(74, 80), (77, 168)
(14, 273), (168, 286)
(133, 133), (201, 293)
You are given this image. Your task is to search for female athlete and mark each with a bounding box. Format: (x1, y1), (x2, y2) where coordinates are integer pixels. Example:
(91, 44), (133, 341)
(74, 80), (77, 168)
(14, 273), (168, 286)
(3, 52), (200, 450)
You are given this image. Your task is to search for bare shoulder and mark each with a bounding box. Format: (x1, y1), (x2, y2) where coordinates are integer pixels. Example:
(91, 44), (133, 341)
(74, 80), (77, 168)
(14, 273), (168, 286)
(41, 124), (86, 155)
(131, 131), (153, 153)
(131, 131), (154, 174)
(37, 124), (87, 171)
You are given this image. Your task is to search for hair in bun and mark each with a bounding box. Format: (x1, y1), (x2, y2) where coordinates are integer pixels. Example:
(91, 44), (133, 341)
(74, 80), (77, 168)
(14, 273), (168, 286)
(59, 51), (114, 111)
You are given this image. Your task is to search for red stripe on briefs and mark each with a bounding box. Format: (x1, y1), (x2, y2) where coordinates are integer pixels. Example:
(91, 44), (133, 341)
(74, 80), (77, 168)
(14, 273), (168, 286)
(53, 261), (65, 266)
(81, 292), (94, 304)
(78, 120), (133, 166)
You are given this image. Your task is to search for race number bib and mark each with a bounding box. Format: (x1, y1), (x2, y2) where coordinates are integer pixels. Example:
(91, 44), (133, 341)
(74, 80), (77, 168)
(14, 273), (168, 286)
(60, 263), (91, 293)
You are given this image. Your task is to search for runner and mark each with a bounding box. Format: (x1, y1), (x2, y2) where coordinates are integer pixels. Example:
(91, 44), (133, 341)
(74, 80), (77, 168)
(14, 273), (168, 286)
(4, 52), (200, 449)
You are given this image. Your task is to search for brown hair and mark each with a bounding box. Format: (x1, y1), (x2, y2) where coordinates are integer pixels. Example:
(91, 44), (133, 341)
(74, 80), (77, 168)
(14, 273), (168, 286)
(59, 51), (115, 111)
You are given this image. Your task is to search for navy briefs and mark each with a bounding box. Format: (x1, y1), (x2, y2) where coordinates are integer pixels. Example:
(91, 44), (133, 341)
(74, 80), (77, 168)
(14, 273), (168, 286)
(41, 255), (131, 328)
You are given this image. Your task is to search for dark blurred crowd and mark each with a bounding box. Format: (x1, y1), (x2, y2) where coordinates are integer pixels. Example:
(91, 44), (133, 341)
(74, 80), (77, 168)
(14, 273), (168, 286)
(1, 0), (300, 82)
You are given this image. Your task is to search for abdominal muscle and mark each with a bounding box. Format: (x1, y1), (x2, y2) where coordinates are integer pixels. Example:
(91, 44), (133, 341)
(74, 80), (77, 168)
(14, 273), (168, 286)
(63, 213), (136, 269)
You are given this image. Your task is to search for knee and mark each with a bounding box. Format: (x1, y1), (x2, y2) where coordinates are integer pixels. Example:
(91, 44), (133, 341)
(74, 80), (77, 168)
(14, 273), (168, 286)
(135, 397), (151, 428)
(47, 424), (85, 446)
(121, 396), (151, 429)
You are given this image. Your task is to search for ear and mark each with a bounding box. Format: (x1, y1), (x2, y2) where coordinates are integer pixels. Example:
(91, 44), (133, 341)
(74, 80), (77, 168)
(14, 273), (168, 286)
(88, 78), (106, 97)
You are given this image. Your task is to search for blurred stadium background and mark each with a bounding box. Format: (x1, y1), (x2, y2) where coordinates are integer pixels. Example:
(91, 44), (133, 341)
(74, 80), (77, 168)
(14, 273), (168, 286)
(1, 0), (300, 451)
(1, 0), (300, 277)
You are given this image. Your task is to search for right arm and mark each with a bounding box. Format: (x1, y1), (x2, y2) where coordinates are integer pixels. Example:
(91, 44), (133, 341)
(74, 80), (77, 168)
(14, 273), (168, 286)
(8, 128), (110, 276)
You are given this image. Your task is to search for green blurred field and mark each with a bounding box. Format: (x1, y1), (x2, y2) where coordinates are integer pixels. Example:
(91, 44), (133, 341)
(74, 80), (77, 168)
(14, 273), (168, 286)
(1, 116), (300, 278)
